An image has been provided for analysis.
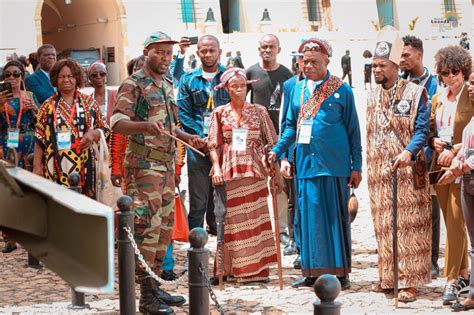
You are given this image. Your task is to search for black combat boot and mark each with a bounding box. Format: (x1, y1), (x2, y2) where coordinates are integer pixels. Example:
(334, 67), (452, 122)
(139, 278), (174, 314)
(151, 278), (186, 307)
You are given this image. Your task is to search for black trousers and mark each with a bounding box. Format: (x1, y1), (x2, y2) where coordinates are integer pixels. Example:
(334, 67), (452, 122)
(342, 70), (352, 87)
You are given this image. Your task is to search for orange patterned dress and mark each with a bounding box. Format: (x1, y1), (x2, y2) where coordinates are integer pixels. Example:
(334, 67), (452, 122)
(207, 102), (278, 282)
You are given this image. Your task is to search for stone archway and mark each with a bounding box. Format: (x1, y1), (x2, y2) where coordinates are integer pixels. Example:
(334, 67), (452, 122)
(34, 0), (128, 84)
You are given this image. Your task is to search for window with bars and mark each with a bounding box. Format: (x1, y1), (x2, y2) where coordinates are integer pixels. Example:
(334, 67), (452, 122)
(181, 0), (195, 23)
(307, 0), (321, 22)
(376, 0), (394, 27)
(443, 0), (456, 13)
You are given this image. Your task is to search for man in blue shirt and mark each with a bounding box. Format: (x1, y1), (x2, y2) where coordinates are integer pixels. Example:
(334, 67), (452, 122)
(400, 35), (440, 279)
(266, 39), (362, 290)
(25, 44), (56, 104)
(177, 35), (230, 233)
(279, 48), (305, 266)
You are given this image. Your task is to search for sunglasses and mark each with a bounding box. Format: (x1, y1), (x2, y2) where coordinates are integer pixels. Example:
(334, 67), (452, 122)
(4, 72), (21, 79)
(91, 72), (107, 78)
(440, 69), (461, 77)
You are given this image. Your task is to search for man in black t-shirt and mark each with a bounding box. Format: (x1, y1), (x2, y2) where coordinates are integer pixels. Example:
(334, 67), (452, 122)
(246, 34), (293, 135)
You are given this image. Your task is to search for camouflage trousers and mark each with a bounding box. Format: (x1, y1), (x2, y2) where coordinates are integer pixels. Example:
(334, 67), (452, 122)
(124, 167), (175, 283)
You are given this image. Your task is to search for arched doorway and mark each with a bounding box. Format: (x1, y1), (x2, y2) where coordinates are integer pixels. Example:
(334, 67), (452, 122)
(34, 0), (127, 85)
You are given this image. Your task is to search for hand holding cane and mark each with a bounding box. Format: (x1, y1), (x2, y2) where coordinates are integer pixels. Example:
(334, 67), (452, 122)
(264, 145), (284, 290)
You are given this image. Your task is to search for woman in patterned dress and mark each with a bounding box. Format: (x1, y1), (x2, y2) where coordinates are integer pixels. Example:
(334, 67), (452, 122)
(33, 58), (109, 199)
(207, 67), (282, 284)
(0, 60), (40, 253)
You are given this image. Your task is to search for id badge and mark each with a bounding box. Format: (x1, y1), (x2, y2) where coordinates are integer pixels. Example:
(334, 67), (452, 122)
(57, 130), (72, 150)
(298, 119), (313, 144)
(232, 128), (248, 152)
(7, 128), (20, 149)
(203, 112), (212, 135)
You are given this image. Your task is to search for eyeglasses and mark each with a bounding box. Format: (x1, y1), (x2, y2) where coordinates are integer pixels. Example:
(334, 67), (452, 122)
(3, 72), (21, 79)
(440, 69), (461, 77)
(58, 75), (75, 81)
(91, 72), (107, 79)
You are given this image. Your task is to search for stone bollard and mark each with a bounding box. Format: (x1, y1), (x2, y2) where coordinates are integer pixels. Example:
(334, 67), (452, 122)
(188, 227), (209, 315)
(67, 173), (89, 310)
(313, 274), (342, 315)
(25, 154), (42, 269)
(117, 195), (136, 315)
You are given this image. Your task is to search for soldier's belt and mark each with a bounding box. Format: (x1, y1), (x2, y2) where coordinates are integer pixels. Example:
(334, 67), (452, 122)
(129, 141), (173, 163)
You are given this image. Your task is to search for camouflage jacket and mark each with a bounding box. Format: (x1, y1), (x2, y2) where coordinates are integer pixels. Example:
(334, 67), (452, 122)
(112, 68), (178, 171)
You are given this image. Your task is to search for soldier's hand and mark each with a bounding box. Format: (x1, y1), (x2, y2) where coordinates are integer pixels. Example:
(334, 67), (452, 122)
(280, 158), (292, 179)
(144, 121), (164, 135)
(392, 150), (412, 171)
(111, 175), (122, 187)
(348, 171), (362, 188)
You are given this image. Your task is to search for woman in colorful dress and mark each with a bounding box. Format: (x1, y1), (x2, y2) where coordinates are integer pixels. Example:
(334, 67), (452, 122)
(207, 67), (281, 284)
(0, 60), (40, 253)
(33, 58), (109, 199)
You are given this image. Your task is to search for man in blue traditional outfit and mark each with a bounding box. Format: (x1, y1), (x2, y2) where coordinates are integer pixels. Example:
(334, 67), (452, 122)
(279, 46), (305, 265)
(265, 39), (362, 289)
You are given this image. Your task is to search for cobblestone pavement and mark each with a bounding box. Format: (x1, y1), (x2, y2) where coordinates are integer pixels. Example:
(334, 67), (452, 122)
(0, 83), (455, 314)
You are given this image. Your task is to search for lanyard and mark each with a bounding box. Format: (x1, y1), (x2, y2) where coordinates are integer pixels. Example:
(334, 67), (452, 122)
(4, 93), (24, 128)
(52, 93), (78, 131)
(206, 80), (215, 111)
(93, 89), (109, 115)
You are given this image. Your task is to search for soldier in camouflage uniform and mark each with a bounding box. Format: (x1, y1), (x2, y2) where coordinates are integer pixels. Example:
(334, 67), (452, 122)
(111, 31), (204, 315)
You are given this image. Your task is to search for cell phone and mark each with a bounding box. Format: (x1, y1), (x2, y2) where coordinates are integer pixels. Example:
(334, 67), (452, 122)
(428, 169), (446, 185)
(188, 36), (198, 45)
(0, 82), (13, 95)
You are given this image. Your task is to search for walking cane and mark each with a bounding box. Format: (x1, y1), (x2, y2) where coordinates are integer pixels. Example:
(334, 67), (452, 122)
(391, 163), (399, 309)
(265, 145), (284, 290)
(213, 184), (227, 290)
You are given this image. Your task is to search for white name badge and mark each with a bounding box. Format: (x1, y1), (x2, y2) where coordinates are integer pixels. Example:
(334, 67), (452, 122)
(7, 128), (20, 149)
(298, 119), (313, 144)
(203, 112), (211, 135)
(232, 128), (248, 152)
(57, 130), (72, 150)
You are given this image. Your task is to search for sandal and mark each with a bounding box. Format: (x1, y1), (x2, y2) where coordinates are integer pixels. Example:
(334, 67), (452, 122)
(371, 282), (392, 293)
(451, 301), (474, 312)
(398, 287), (417, 303)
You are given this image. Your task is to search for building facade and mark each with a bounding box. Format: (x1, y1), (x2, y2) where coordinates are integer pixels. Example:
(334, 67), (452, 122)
(0, 0), (472, 84)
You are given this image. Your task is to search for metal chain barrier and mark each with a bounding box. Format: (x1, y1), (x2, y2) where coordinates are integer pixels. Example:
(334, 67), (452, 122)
(199, 264), (225, 315)
(123, 226), (188, 286)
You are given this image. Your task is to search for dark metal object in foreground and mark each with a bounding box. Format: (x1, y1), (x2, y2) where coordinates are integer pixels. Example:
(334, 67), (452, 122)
(188, 228), (210, 315)
(67, 173), (89, 310)
(117, 195), (136, 315)
(392, 168), (399, 308)
(25, 154), (42, 269)
(313, 274), (342, 315)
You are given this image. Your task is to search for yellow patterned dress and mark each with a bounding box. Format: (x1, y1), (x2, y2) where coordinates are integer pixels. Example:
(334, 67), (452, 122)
(35, 90), (109, 198)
